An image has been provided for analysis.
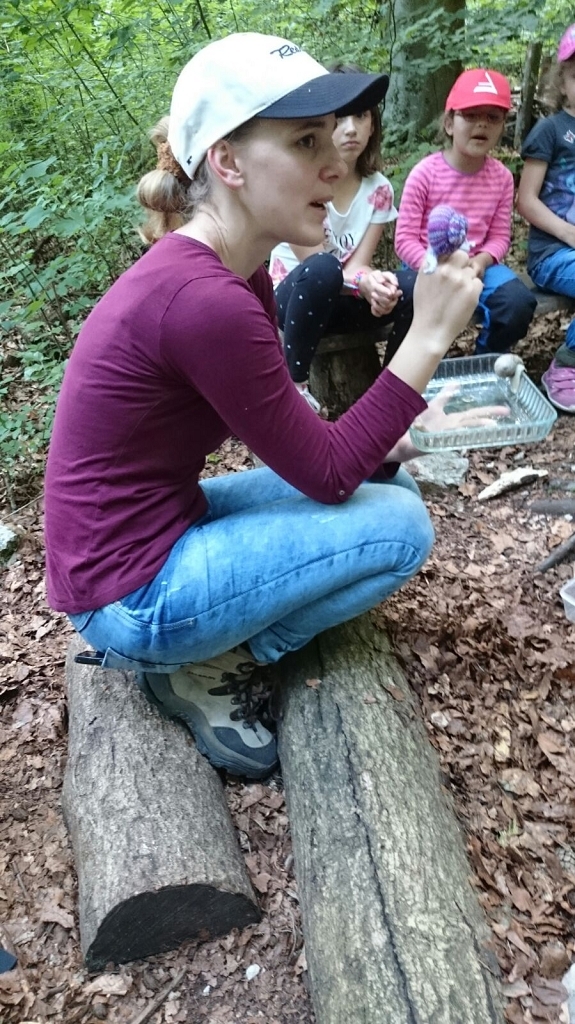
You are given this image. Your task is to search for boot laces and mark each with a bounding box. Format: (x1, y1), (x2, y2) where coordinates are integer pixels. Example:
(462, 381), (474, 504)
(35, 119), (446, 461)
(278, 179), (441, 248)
(212, 664), (274, 729)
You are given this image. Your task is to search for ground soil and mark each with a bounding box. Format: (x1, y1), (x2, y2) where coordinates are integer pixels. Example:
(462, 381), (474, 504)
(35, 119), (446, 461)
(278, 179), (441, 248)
(1, 310), (574, 1024)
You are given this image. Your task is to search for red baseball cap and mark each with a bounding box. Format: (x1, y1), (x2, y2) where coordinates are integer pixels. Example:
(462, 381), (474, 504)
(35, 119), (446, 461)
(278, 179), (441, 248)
(558, 24), (575, 63)
(445, 69), (511, 112)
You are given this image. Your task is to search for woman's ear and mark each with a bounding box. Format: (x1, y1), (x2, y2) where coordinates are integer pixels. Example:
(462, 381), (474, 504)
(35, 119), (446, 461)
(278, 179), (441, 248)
(206, 140), (244, 189)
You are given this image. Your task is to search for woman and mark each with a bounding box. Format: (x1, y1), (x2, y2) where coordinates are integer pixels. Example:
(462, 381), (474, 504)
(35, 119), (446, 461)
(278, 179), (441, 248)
(45, 33), (494, 780)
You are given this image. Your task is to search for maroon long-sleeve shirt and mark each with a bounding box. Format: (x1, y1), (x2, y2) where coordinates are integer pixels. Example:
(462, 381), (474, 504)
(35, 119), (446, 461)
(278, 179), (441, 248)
(44, 234), (425, 613)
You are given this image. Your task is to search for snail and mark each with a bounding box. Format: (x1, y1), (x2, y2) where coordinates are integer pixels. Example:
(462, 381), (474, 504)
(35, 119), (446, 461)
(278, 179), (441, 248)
(493, 353), (525, 394)
(423, 205), (469, 273)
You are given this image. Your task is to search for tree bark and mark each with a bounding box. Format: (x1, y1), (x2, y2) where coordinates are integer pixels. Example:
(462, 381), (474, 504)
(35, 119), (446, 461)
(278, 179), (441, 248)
(311, 331), (383, 418)
(514, 42), (542, 149)
(62, 635), (260, 970)
(276, 615), (503, 1024)
(385, 0), (465, 140)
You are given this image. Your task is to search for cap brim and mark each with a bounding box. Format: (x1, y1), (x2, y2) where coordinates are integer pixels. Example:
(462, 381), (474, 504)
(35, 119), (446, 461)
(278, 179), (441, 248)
(259, 72), (389, 119)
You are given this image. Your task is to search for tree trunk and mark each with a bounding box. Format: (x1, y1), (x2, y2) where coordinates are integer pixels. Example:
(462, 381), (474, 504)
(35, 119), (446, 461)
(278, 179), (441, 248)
(62, 635), (260, 970)
(385, 0), (465, 140)
(276, 615), (503, 1024)
(514, 42), (542, 149)
(311, 330), (384, 418)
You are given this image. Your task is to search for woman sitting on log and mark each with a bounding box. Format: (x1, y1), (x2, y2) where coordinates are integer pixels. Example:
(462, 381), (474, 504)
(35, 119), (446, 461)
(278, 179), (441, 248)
(44, 32), (496, 781)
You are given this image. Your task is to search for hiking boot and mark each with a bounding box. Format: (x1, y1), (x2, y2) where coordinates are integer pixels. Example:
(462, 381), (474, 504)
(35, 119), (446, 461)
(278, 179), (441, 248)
(138, 647), (278, 779)
(541, 360), (575, 413)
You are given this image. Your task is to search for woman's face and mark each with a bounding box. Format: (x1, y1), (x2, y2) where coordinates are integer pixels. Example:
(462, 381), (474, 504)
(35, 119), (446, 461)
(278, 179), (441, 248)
(231, 115), (347, 249)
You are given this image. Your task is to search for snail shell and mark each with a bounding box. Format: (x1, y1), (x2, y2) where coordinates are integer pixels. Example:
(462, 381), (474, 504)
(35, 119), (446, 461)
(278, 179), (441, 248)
(493, 353), (523, 378)
(427, 205), (469, 258)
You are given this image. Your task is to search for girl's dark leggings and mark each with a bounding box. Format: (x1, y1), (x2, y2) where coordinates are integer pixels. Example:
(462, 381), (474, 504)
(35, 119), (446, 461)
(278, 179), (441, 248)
(275, 252), (417, 382)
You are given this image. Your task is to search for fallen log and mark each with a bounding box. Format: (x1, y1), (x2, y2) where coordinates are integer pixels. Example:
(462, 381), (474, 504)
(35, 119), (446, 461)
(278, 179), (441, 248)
(531, 499), (575, 517)
(276, 614), (503, 1024)
(62, 635), (260, 970)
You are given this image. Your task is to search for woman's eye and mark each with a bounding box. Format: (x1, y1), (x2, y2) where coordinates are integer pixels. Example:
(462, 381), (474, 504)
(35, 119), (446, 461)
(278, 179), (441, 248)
(298, 135), (316, 149)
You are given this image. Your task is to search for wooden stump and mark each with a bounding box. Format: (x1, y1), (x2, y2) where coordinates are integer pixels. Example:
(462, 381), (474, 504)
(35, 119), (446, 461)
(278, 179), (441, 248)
(311, 328), (387, 418)
(276, 615), (503, 1024)
(62, 635), (260, 970)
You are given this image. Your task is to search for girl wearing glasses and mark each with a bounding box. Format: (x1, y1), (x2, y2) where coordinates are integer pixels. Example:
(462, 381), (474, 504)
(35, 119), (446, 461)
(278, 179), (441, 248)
(393, 69), (536, 362)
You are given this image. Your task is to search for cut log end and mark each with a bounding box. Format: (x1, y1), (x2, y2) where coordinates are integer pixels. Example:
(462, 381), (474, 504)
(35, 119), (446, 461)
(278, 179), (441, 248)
(86, 884), (260, 970)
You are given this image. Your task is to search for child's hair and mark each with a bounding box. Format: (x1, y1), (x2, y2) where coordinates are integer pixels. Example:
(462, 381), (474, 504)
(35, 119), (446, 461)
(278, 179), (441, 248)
(541, 56), (575, 113)
(328, 61), (383, 175)
(136, 115), (256, 245)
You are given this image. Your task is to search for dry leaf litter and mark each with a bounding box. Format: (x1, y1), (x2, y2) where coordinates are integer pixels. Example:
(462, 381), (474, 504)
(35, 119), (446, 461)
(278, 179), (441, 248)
(1, 313), (574, 1024)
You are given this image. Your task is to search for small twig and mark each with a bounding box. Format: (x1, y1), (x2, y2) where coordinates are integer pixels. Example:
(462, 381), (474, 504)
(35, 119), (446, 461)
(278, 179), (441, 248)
(534, 531), (575, 573)
(11, 859), (31, 901)
(126, 967), (187, 1024)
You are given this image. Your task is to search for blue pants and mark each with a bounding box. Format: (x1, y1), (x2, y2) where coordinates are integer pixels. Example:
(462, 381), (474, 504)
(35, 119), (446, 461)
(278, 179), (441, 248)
(530, 247), (575, 365)
(275, 252), (417, 381)
(70, 466), (433, 672)
(473, 264), (536, 353)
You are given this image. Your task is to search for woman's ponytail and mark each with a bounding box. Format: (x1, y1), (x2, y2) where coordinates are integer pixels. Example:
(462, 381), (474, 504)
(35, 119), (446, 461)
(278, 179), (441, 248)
(136, 116), (192, 244)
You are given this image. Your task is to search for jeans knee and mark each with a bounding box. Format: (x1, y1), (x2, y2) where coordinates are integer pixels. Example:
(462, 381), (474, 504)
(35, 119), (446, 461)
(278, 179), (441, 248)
(482, 278), (536, 350)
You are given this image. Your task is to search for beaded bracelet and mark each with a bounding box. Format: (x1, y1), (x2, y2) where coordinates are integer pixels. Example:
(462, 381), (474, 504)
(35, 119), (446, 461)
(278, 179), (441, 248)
(349, 268), (369, 299)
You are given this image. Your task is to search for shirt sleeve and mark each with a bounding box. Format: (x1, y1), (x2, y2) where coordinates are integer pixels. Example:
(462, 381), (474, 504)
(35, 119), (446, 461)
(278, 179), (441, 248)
(160, 271), (426, 505)
(366, 174), (398, 225)
(477, 163), (513, 263)
(521, 117), (555, 163)
(395, 162), (430, 269)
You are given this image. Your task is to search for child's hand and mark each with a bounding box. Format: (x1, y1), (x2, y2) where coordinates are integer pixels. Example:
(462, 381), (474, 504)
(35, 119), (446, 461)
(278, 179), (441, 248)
(365, 270), (402, 316)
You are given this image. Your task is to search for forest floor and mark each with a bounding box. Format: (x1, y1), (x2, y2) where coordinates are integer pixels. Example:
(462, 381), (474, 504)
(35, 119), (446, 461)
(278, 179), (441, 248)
(1, 309), (575, 1024)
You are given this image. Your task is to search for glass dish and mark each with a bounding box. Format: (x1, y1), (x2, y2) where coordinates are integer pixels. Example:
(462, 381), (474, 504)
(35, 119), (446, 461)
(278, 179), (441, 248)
(409, 354), (557, 452)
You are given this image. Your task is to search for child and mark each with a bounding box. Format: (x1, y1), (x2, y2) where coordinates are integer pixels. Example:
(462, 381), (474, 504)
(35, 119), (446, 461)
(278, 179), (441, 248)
(517, 24), (575, 412)
(270, 61), (416, 411)
(395, 69), (536, 363)
(44, 33), (493, 780)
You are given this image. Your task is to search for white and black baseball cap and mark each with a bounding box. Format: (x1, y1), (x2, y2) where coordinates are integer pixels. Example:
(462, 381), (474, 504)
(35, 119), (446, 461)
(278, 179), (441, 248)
(168, 32), (389, 177)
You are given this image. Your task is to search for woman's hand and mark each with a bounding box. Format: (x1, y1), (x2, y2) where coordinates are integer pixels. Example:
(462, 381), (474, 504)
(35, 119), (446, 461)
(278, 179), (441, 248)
(411, 250), (483, 345)
(385, 385), (510, 463)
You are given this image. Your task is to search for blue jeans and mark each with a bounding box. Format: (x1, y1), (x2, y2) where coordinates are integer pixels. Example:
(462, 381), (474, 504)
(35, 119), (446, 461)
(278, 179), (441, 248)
(472, 264), (536, 353)
(399, 263), (536, 354)
(530, 247), (575, 353)
(70, 466), (433, 671)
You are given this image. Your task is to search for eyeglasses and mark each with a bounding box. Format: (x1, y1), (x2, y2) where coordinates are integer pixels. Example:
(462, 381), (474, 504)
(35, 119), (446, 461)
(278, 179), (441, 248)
(455, 109), (506, 126)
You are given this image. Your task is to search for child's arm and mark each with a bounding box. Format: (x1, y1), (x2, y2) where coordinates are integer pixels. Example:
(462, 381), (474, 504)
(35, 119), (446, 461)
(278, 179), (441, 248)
(395, 168), (429, 270)
(517, 158), (575, 248)
(470, 165), (513, 270)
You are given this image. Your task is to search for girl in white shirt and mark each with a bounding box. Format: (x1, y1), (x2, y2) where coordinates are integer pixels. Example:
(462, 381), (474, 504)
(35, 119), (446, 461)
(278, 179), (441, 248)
(270, 61), (416, 411)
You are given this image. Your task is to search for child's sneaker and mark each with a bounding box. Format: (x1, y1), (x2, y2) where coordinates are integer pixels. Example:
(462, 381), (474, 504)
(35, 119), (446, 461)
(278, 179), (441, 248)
(138, 646), (278, 779)
(541, 360), (575, 413)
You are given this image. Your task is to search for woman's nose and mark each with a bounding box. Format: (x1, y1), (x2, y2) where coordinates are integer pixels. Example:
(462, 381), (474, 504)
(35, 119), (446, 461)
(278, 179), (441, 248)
(320, 147), (347, 182)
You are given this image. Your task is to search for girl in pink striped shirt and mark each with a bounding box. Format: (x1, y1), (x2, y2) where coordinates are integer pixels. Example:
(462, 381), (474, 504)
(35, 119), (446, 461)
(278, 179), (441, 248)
(393, 69), (536, 362)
